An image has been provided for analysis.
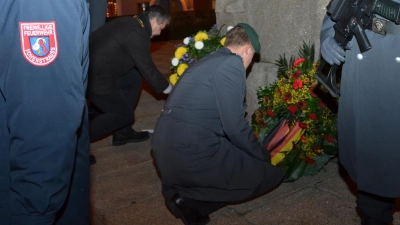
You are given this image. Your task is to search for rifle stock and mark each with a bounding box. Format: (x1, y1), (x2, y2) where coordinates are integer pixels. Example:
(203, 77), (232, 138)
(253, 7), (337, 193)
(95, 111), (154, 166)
(314, 59), (340, 97)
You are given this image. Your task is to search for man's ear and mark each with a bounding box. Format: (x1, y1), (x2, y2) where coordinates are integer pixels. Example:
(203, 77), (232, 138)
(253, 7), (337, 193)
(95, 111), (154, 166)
(244, 44), (253, 55)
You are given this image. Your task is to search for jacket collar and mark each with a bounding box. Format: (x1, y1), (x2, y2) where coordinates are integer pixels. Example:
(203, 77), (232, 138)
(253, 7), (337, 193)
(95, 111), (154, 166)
(136, 14), (152, 37)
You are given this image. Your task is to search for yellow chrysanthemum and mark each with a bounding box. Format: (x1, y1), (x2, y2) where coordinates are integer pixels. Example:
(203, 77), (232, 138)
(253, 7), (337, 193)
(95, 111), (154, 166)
(169, 73), (178, 85)
(194, 31), (209, 42)
(174, 47), (187, 60)
(177, 63), (189, 76)
(220, 37), (226, 46)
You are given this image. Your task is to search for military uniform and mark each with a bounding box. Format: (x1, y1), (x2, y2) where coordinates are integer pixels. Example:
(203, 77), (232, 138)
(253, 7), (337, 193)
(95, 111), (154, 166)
(321, 11), (400, 199)
(0, 0), (90, 224)
(320, 1), (400, 222)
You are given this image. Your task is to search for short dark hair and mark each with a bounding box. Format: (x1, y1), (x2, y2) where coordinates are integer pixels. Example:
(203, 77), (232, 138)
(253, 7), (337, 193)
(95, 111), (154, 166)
(224, 26), (252, 50)
(145, 5), (170, 25)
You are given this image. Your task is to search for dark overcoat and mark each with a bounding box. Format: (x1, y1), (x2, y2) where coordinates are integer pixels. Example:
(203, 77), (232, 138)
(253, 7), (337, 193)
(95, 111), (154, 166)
(152, 48), (284, 202)
(321, 14), (400, 197)
(88, 14), (169, 96)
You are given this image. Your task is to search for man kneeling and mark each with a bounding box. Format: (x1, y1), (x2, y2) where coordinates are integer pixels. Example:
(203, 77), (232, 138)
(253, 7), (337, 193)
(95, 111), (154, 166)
(151, 23), (284, 225)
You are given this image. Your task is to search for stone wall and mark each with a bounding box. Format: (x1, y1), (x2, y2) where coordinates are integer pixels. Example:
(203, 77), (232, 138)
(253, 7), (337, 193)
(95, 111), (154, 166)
(215, 0), (330, 120)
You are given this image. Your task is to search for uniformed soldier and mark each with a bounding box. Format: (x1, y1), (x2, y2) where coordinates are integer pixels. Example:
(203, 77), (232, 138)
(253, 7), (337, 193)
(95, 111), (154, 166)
(320, 0), (400, 223)
(0, 0), (90, 224)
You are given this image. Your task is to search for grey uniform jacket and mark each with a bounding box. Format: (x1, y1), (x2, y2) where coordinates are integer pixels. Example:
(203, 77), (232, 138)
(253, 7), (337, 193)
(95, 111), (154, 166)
(320, 5), (400, 197)
(151, 48), (284, 202)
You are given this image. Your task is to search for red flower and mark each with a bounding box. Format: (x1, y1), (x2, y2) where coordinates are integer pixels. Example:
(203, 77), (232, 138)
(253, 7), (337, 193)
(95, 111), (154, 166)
(313, 145), (320, 151)
(264, 96), (269, 105)
(293, 58), (305, 67)
(291, 70), (302, 79)
(299, 122), (307, 129)
(256, 118), (267, 128)
(300, 134), (307, 142)
(313, 146), (322, 155)
(293, 79), (303, 90)
(297, 100), (307, 110)
(304, 157), (316, 165)
(308, 113), (318, 120)
(256, 118), (263, 124)
(288, 105), (298, 114)
(325, 135), (335, 143)
(283, 92), (292, 103)
(309, 84), (318, 98)
(266, 109), (275, 118)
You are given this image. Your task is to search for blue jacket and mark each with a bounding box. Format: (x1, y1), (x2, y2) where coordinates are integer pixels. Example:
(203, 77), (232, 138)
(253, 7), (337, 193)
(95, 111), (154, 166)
(0, 0), (90, 224)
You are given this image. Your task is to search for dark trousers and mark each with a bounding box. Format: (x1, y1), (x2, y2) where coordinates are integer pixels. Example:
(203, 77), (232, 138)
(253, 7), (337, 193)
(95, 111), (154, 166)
(89, 69), (142, 141)
(55, 110), (90, 225)
(357, 190), (395, 224)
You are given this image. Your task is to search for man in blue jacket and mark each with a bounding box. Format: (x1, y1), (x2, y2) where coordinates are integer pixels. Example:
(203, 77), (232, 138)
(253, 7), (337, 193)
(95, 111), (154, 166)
(0, 0), (90, 224)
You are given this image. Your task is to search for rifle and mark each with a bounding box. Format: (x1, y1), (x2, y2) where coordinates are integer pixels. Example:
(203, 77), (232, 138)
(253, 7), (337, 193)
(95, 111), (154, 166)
(314, 0), (400, 97)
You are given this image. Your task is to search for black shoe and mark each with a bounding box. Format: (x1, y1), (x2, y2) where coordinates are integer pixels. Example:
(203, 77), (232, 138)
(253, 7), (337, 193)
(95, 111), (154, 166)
(165, 194), (210, 225)
(361, 214), (389, 225)
(112, 130), (150, 146)
(90, 155), (97, 165)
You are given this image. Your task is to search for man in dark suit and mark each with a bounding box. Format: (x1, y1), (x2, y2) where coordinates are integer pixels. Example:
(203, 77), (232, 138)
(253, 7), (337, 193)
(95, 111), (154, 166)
(0, 0), (90, 224)
(152, 23), (284, 225)
(86, 0), (108, 165)
(87, 0), (107, 34)
(88, 5), (172, 146)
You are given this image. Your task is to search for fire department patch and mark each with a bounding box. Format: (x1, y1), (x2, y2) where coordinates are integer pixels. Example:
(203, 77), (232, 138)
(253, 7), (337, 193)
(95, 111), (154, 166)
(20, 21), (58, 66)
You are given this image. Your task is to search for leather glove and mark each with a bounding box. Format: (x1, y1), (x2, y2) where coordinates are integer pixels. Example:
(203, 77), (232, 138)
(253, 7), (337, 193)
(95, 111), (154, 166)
(321, 36), (346, 65)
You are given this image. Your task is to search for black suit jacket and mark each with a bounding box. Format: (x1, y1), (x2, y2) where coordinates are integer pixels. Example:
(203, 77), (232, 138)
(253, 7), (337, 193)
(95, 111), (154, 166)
(88, 14), (169, 95)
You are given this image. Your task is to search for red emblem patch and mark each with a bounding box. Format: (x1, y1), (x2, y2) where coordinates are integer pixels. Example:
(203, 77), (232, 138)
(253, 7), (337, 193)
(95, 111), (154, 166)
(20, 21), (58, 66)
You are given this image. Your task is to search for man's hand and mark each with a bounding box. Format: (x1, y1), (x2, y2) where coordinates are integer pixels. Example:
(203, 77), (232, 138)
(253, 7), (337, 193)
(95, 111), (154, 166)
(321, 36), (346, 65)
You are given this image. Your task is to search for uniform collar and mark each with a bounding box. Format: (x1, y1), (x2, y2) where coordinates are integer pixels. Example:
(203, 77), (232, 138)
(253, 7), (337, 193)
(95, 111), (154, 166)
(135, 14), (152, 37)
(223, 47), (243, 61)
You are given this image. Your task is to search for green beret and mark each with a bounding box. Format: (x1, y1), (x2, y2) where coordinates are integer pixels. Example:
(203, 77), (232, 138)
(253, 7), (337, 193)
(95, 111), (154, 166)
(236, 23), (261, 54)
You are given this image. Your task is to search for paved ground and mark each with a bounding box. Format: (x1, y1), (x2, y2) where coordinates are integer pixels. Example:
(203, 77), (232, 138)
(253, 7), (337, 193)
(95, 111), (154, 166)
(89, 40), (400, 225)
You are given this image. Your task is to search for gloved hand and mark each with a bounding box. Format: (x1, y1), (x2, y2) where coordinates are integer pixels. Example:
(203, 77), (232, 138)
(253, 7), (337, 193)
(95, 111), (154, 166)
(321, 36), (346, 65)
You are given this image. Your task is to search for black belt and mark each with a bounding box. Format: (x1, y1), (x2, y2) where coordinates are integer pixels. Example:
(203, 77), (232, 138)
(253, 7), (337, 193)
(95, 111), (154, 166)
(366, 17), (400, 35)
(367, 0), (400, 35)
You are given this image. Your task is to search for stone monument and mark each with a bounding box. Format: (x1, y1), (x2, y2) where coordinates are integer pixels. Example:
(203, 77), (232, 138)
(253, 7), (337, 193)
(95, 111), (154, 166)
(215, 0), (330, 120)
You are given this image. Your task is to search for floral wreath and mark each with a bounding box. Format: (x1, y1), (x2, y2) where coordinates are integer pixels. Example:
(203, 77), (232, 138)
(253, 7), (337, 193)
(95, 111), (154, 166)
(169, 24), (229, 85)
(252, 42), (339, 181)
